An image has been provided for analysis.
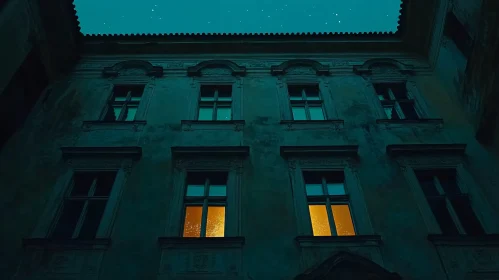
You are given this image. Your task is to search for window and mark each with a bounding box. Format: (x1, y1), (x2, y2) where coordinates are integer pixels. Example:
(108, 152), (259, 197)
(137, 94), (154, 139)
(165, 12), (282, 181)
(103, 85), (144, 121)
(288, 84), (325, 121)
(415, 169), (484, 235)
(374, 83), (419, 120)
(182, 172), (228, 237)
(303, 171), (356, 236)
(51, 171), (117, 239)
(198, 85), (232, 121)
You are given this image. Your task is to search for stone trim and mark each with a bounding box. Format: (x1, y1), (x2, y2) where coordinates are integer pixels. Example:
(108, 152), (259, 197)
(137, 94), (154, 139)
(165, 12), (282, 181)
(280, 120), (344, 131)
(295, 235), (382, 247)
(102, 60), (164, 77)
(280, 145), (358, 158)
(158, 237), (245, 248)
(82, 120), (147, 132)
(23, 238), (111, 250)
(353, 58), (415, 75)
(271, 59), (330, 76)
(428, 234), (499, 246)
(187, 60), (246, 77)
(61, 146), (142, 160)
(171, 146), (249, 158)
(386, 144), (466, 157)
(181, 120), (245, 131)
(376, 118), (444, 129)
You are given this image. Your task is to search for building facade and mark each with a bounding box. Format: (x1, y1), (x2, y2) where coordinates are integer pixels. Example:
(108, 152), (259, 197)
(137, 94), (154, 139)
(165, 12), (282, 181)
(1, 0), (499, 280)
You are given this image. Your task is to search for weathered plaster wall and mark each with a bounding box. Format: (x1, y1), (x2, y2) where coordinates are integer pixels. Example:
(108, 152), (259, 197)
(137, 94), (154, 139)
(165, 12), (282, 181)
(1, 54), (499, 280)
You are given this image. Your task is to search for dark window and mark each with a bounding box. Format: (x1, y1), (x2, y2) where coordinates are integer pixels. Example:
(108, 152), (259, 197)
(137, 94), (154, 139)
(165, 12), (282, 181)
(415, 169), (484, 235)
(103, 85), (144, 121)
(288, 84), (325, 121)
(182, 172), (228, 237)
(51, 171), (117, 239)
(198, 85), (232, 121)
(374, 83), (420, 120)
(444, 12), (473, 57)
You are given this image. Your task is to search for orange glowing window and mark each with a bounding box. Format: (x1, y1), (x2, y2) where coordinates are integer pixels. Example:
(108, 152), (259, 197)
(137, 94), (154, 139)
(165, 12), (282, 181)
(182, 172), (228, 238)
(304, 171), (356, 236)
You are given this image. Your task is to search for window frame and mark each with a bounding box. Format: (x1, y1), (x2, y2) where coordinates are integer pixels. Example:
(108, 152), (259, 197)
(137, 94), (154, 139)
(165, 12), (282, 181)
(281, 146), (374, 237)
(277, 76), (339, 121)
(97, 80), (155, 122)
(190, 77), (243, 121)
(390, 146), (498, 235)
(30, 147), (141, 239)
(166, 147), (248, 238)
(375, 83), (421, 120)
(197, 84), (234, 121)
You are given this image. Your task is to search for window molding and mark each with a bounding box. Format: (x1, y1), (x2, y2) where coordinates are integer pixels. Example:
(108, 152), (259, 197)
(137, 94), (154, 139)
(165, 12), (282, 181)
(102, 60), (164, 78)
(187, 70), (244, 124)
(354, 58), (440, 123)
(274, 62), (341, 124)
(281, 145), (374, 237)
(164, 146), (249, 238)
(387, 144), (499, 235)
(30, 146), (141, 240)
(187, 60), (247, 77)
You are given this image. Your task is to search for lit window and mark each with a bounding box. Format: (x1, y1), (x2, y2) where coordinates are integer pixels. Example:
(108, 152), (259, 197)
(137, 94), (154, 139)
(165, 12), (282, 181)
(182, 172), (227, 237)
(51, 171), (117, 239)
(304, 171), (356, 236)
(103, 85), (144, 121)
(198, 85), (232, 121)
(288, 85), (325, 121)
(374, 83), (419, 120)
(415, 169), (484, 235)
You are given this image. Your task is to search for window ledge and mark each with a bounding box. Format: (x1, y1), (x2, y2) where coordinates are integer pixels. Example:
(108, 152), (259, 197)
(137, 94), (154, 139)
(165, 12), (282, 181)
(428, 234), (499, 246)
(82, 120), (147, 131)
(280, 120), (344, 131)
(295, 235), (382, 247)
(22, 238), (111, 250)
(181, 120), (245, 131)
(158, 237), (245, 249)
(376, 118), (444, 129)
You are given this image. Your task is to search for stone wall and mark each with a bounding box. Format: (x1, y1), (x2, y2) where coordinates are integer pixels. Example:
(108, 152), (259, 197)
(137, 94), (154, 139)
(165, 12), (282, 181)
(1, 54), (499, 280)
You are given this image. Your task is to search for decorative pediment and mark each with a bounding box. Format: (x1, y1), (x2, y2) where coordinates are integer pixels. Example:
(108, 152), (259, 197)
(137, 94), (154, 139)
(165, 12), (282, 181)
(295, 251), (402, 280)
(353, 58), (414, 76)
(171, 146), (250, 158)
(102, 60), (164, 77)
(271, 59), (330, 76)
(386, 144), (466, 157)
(61, 146), (142, 160)
(187, 60), (247, 77)
(280, 145), (358, 158)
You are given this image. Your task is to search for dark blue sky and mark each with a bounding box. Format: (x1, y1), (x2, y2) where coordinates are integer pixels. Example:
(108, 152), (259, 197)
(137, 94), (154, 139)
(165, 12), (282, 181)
(74, 0), (401, 35)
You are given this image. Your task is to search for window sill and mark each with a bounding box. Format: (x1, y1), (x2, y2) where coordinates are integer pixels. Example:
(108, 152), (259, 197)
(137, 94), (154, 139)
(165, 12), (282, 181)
(376, 118), (443, 129)
(295, 235), (382, 247)
(428, 234), (499, 246)
(22, 238), (111, 250)
(82, 120), (147, 132)
(158, 237), (245, 249)
(181, 120), (245, 131)
(280, 120), (344, 131)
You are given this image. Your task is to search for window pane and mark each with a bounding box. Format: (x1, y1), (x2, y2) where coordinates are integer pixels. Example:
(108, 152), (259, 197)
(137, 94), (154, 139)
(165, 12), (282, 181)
(112, 106), (122, 121)
(52, 200), (85, 239)
(309, 107), (325, 120)
(331, 204), (356, 236)
(308, 205), (331, 236)
(304, 85), (320, 100)
(305, 184), (324, 196)
(216, 107), (232, 121)
(437, 169), (460, 194)
(292, 106), (307, 120)
(288, 85), (303, 100)
(183, 206), (203, 237)
(206, 206), (225, 237)
(415, 171), (440, 196)
(200, 85), (216, 101)
(71, 173), (96, 196)
(399, 102), (419, 120)
(124, 106), (137, 121)
(384, 106), (400, 120)
(186, 185), (205, 197)
(94, 172), (117, 196)
(198, 107), (213, 121)
(217, 86), (232, 101)
(427, 198), (459, 235)
(327, 183), (346, 195)
(130, 96), (141, 102)
(209, 185), (226, 196)
(450, 196), (484, 235)
(374, 84), (391, 100)
(78, 200), (107, 239)
(114, 96), (127, 102)
(390, 83), (408, 99)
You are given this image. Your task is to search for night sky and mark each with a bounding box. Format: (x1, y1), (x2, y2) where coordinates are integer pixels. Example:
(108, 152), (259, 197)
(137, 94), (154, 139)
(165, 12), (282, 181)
(74, 0), (402, 35)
